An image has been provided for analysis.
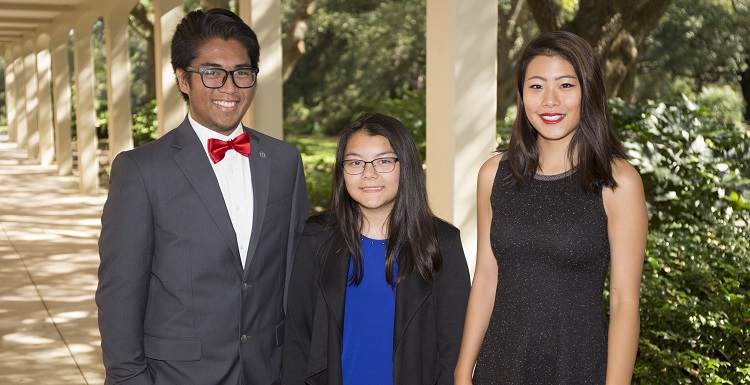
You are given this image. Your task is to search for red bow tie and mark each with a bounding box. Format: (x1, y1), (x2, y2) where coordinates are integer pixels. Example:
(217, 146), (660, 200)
(207, 132), (251, 163)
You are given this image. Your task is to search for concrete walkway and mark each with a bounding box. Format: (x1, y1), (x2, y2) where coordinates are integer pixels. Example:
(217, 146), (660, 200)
(0, 132), (105, 384)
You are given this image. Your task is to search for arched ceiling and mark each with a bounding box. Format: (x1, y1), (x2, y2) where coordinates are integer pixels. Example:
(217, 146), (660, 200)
(0, 0), (101, 51)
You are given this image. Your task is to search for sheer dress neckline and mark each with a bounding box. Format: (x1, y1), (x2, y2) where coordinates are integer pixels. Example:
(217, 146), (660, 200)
(533, 167), (576, 181)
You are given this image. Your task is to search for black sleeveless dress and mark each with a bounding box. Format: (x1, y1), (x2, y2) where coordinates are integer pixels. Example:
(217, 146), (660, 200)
(473, 159), (610, 385)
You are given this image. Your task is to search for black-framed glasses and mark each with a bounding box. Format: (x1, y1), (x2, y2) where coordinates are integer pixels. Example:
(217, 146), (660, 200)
(342, 157), (399, 175)
(185, 66), (259, 89)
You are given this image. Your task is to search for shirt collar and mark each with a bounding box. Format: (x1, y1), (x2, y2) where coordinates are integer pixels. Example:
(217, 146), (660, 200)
(188, 113), (245, 155)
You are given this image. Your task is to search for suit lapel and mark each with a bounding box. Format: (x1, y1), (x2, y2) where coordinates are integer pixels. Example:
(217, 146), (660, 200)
(319, 235), (348, 336)
(171, 120), (242, 267)
(393, 269), (431, 352)
(316, 238), (433, 356)
(244, 127), (269, 271)
(303, 231), (347, 382)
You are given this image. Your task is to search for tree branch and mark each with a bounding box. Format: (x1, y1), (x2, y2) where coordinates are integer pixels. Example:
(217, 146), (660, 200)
(129, 3), (153, 39)
(496, 0), (527, 118)
(282, 0), (317, 81)
(526, 0), (562, 32)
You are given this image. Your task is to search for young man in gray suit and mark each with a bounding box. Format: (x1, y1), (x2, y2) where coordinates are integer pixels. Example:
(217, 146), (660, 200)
(96, 8), (308, 385)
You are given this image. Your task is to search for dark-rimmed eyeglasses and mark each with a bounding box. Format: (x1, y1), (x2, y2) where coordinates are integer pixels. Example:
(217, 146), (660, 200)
(185, 67), (259, 89)
(342, 157), (399, 175)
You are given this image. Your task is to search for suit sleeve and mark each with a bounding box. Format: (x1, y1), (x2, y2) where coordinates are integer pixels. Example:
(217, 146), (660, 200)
(436, 226), (471, 385)
(96, 152), (154, 385)
(284, 149), (310, 310)
(281, 223), (319, 385)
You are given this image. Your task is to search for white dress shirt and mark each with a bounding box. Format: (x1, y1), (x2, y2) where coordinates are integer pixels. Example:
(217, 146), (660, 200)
(189, 114), (254, 268)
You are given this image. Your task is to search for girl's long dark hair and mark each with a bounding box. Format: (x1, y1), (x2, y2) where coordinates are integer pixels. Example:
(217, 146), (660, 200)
(326, 112), (442, 287)
(506, 31), (627, 191)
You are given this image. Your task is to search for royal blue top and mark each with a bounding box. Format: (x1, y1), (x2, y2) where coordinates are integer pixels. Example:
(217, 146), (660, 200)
(341, 235), (397, 385)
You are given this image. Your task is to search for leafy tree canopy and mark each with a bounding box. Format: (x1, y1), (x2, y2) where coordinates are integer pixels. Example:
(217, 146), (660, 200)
(283, 0), (425, 135)
(638, 0), (750, 103)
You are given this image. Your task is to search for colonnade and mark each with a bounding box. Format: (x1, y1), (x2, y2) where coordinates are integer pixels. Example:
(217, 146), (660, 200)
(1, 0), (286, 194)
(1, 0), (497, 265)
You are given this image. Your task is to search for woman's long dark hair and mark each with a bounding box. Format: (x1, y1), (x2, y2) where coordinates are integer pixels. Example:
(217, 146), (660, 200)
(506, 31), (627, 191)
(326, 112), (442, 287)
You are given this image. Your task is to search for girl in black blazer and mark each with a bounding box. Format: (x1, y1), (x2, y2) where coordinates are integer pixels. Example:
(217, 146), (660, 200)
(282, 113), (471, 385)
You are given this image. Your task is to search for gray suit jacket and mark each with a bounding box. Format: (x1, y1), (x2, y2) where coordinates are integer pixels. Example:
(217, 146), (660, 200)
(97, 117), (309, 385)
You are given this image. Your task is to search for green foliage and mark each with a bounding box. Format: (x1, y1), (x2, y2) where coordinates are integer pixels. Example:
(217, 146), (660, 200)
(97, 109), (109, 139)
(283, 0), (426, 136)
(360, 89), (426, 159)
(637, 0), (749, 101)
(128, 15), (152, 111)
(612, 96), (750, 224)
(560, 0), (580, 23)
(93, 18), (109, 133)
(611, 96), (750, 384)
(292, 135), (338, 212)
(185, 0), (202, 12)
(695, 85), (746, 128)
(132, 99), (158, 147)
(636, 218), (750, 384)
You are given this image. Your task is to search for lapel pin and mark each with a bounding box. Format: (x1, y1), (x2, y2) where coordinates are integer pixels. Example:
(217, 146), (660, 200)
(259, 151), (266, 158)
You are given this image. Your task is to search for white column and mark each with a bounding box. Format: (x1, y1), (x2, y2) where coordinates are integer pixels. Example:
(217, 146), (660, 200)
(24, 40), (40, 161)
(154, 0), (186, 136)
(13, 48), (27, 149)
(104, 2), (136, 162)
(36, 35), (56, 166)
(73, 16), (100, 194)
(237, 0), (255, 129)
(426, 0), (497, 273)
(52, 27), (74, 176)
(4, 49), (17, 144)
(247, 0), (283, 139)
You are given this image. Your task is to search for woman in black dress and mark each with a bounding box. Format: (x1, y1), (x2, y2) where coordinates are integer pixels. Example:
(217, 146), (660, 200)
(455, 31), (647, 385)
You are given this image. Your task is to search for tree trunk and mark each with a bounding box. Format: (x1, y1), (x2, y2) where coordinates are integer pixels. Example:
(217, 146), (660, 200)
(146, 32), (156, 102)
(282, 0), (317, 81)
(574, 0), (672, 99)
(525, 0), (561, 32)
(496, 0), (534, 119)
(523, 0), (673, 99)
(740, 57), (750, 124)
(129, 2), (156, 102)
(732, 1), (750, 124)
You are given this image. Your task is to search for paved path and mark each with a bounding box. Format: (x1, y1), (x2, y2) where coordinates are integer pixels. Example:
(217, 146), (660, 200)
(0, 132), (105, 384)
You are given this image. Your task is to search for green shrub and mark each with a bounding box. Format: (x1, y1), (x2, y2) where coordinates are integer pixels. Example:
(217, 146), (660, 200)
(611, 96), (750, 384)
(97, 109), (109, 139)
(292, 135), (338, 212)
(695, 85), (746, 130)
(360, 89), (426, 159)
(133, 99), (158, 147)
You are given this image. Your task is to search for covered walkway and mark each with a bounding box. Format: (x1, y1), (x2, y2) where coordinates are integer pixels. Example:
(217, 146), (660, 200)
(0, 131), (104, 384)
(1, 0), (499, 261)
(0, 2), (499, 379)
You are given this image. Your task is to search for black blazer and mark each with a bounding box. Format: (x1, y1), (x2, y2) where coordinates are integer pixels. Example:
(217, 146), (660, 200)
(282, 215), (471, 385)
